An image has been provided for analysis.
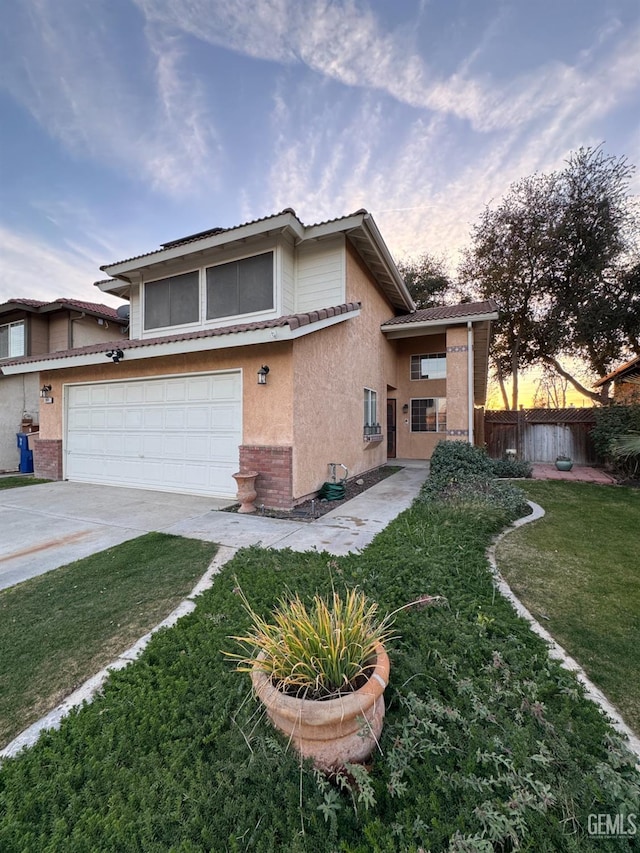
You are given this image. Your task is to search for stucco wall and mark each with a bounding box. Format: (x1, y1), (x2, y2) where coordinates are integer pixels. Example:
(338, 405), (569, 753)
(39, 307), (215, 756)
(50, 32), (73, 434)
(391, 334), (447, 459)
(290, 244), (394, 499)
(71, 316), (126, 348)
(445, 326), (470, 437)
(0, 375), (39, 471)
(37, 342), (294, 447)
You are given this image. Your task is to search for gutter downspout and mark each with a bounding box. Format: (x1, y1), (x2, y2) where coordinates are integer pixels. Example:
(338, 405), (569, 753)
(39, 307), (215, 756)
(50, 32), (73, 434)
(467, 321), (474, 444)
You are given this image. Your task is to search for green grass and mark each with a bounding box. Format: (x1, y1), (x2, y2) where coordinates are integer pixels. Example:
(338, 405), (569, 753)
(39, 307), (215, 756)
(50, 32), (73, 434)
(0, 533), (217, 747)
(0, 477), (51, 490)
(496, 480), (640, 734)
(0, 497), (638, 851)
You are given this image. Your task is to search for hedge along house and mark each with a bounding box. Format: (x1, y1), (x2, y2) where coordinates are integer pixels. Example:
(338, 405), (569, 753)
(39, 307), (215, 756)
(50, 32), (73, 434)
(1, 210), (497, 509)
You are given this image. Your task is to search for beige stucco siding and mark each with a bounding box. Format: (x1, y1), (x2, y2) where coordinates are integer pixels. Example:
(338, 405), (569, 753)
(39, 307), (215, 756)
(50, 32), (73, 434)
(48, 315), (69, 352)
(29, 315), (49, 356)
(290, 245), (394, 499)
(391, 334), (446, 459)
(37, 342), (295, 447)
(445, 326), (470, 436)
(0, 375), (39, 470)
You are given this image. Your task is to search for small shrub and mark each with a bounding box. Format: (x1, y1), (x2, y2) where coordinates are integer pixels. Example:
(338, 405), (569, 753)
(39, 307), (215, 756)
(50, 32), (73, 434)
(224, 585), (393, 699)
(592, 404), (640, 478)
(430, 440), (495, 480)
(491, 457), (533, 479)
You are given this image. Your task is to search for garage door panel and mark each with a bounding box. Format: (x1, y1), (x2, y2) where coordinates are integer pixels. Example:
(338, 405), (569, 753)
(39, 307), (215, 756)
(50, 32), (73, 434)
(66, 372), (241, 497)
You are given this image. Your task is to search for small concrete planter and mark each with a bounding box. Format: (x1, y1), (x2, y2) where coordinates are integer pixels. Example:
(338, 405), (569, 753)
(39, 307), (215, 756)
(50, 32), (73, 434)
(251, 645), (390, 772)
(232, 471), (259, 513)
(555, 458), (573, 472)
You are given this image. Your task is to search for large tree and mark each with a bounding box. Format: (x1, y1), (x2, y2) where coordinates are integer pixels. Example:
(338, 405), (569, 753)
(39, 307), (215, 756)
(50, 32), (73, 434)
(462, 146), (640, 408)
(397, 252), (456, 309)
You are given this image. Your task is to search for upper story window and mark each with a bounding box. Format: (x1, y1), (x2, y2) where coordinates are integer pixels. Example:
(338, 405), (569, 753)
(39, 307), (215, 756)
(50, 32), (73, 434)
(0, 321), (25, 359)
(206, 252), (274, 320)
(411, 353), (446, 380)
(144, 271), (199, 330)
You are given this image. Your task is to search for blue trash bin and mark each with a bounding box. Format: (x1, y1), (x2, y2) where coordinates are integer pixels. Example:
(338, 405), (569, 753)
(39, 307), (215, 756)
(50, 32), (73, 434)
(20, 449), (34, 474)
(17, 434), (34, 473)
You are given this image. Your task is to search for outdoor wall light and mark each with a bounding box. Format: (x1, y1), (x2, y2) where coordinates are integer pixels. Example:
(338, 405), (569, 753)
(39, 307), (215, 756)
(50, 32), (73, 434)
(106, 348), (124, 363)
(40, 384), (52, 398)
(257, 365), (270, 385)
(402, 403), (409, 413)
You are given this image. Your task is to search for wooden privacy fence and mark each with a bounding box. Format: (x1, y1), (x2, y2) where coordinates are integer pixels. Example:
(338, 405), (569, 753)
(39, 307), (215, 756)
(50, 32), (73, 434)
(484, 408), (598, 464)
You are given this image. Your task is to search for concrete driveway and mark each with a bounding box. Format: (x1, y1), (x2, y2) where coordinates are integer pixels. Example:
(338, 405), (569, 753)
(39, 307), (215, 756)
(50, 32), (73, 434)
(0, 465), (429, 590)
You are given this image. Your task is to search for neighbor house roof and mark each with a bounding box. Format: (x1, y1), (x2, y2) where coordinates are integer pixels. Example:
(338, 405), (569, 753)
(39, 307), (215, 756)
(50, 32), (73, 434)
(593, 354), (640, 388)
(0, 298), (126, 322)
(97, 208), (415, 313)
(0, 302), (361, 375)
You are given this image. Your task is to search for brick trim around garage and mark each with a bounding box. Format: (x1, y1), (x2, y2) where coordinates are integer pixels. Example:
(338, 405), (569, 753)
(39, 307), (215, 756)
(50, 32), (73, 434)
(239, 445), (293, 509)
(33, 438), (63, 480)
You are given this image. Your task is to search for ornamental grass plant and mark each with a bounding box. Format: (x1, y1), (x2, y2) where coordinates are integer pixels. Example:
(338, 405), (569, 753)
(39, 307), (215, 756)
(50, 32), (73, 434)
(226, 586), (393, 700)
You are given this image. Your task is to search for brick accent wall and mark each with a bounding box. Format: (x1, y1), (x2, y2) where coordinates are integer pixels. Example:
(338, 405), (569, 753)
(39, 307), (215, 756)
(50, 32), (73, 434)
(33, 438), (63, 480)
(239, 445), (293, 509)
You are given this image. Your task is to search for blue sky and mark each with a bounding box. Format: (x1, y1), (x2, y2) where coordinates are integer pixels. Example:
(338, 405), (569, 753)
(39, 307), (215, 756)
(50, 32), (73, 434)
(1, 0), (639, 308)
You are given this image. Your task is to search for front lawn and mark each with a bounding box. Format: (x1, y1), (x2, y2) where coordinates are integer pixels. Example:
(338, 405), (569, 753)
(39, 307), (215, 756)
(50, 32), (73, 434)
(0, 476), (51, 490)
(0, 533), (217, 748)
(496, 479), (640, 734)
(0, 470), (638, 851)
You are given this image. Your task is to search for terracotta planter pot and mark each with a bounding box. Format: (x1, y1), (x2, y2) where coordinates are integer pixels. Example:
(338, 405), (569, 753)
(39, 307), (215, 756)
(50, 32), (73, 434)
(251, 645), (390, 772)
(232, 471), (259, 513)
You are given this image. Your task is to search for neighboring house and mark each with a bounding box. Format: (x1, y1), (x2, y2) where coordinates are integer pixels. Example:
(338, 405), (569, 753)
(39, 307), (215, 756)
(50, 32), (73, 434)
(0, 299), (128, 472)
(594, 355), (640, 403)
(1, 209), (497, 508)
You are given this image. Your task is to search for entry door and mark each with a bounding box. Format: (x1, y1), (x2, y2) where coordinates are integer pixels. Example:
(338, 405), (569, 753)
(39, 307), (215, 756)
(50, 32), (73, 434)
(387, 399), (396, 458)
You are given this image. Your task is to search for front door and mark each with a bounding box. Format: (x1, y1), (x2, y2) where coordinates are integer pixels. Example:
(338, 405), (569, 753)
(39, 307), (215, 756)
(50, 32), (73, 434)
(387, 399), (396, 458)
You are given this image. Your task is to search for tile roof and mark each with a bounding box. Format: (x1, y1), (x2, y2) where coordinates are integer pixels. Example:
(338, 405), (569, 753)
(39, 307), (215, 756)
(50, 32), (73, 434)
(100, 208), (373, 270)
(382, 299), (498, 326)
(1, 298), (124, 321)
(2, 302), (361, 367)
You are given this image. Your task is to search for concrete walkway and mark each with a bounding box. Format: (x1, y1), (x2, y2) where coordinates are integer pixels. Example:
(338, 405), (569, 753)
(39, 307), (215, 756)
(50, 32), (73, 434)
(0, 462), (429, 591)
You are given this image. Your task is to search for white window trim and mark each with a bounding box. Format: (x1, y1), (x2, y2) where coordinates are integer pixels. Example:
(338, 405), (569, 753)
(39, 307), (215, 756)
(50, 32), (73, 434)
(410, 397), (447, 433)
(139, 247), (281, 338)
(0, 320), (25, 359)
(410, 353), (447, 381)
(364, 387), (378, 427)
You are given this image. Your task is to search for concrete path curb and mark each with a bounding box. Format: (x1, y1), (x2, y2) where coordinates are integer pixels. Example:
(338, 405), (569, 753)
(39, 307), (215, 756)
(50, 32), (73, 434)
(488, 501), (640, 768)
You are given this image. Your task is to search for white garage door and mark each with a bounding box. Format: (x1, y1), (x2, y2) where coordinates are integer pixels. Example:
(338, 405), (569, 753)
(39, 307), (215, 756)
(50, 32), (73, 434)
(65, 372), (242, 497)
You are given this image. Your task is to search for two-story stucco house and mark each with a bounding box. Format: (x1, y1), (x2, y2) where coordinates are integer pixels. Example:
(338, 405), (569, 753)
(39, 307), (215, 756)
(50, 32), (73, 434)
(0, 209), (497, 508)
(0, 299), (127, 472)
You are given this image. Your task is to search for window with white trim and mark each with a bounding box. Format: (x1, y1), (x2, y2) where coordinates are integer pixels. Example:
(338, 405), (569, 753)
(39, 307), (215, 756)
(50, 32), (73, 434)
(411, 398), (447, 432)
(410, 353), (446, 380)
(144, 271), (199, 330)
(206, 252), (274, 320)
(0, 321), (25, 359)
(364, 388), (378, 431)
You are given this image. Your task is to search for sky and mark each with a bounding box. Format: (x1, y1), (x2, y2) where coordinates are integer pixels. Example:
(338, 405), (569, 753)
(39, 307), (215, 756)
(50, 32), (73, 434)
(1, 0), (639, 320)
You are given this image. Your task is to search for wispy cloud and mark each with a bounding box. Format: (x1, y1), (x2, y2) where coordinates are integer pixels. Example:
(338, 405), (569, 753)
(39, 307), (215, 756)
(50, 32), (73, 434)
(132, 0), (640, 135)
(0, 0), (220, 197)
(0, 226), (122, 306)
